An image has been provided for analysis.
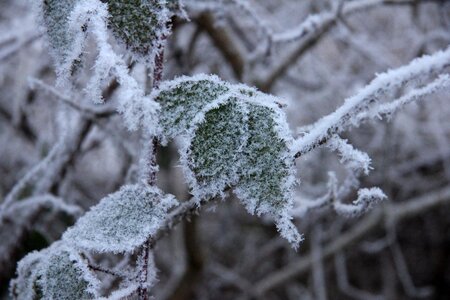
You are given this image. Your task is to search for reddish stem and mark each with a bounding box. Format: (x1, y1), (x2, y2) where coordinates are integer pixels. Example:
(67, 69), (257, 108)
(138, 243), (150, 300)
(139, 36), (167, 300)
(146, 45), (165, 186)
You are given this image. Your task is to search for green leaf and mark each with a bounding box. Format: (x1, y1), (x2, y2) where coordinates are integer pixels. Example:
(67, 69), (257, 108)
(9, 251), (43, 300)
(10, 244), (99, 300)
(235, 104), (293, 215)
(106, 0), (171, 59)
(234, 103), (301, 246)
(186, 100), (247, 198)
(40, 0), (176, 74)
(63, 185), (177, 253)
(41, 251), (96, 300)
(41, 0), (81, 68)
(154, 75), (230, 143)
(154, 74), (302, 247)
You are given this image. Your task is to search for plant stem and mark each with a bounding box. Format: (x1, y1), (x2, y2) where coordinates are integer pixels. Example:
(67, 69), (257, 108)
(139, 35), (167, 300)
(138, 242), (150, 300)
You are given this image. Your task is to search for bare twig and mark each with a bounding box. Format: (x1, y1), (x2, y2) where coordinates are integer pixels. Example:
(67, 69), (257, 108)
(29, 78), (117, 118)
(88, 264), (128, 279)
(334, 252), (383, 300)
(195, 12), (246, 80)
(139, 33), (167, 300)
(0, 33), (42, 63)
(256, 0), (422, 92)
(311, 227), (328, 300)
(252, 185), (450, 295)
(389, 239), (433, 298)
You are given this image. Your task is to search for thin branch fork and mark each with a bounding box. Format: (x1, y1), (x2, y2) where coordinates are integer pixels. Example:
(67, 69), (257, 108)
(190, 0), (423, 93)
(29, 78), (117, 118)
(255, 0), (425, 92)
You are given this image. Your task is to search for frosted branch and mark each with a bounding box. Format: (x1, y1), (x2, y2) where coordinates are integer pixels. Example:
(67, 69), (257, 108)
(29, 78), (116, 118)
(356, 74), (450, 123)
(253, 185), (450, 295)
(256, 0), (416, 91)
(292, 46), (450, 158)
(333, 187), (387, 218)
(327, 135), (372, 175)
(1, 140), (65, 211)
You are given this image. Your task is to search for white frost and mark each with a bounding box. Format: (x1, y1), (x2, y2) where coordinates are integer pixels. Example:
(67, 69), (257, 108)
(63, 184), (178, 254)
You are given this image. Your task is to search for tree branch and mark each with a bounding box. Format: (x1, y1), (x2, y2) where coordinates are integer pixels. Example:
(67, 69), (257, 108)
(195, 12), (246, 80)
(256, 0), (423, 92)
(252, 185), (450, 296)
(292, 46), (450, 159)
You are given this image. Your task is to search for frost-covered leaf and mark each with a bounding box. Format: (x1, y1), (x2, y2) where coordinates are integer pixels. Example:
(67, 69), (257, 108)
(234, 104), (293, 215)
(186, 100), (247, 199)
(190, 99), (300, 246)
(154, 74), (301, 247)
(63, 184), (178, 253)
(38, 0), (175, 89)
(233, 103), (300, 246)
(9, 251), (43, 300)
(10, 243), (99, 300)
(40, 0), (84, 71)
(106, 0), (171, 59)
(42, 250), (97, 299)
(154, 74), (230, 143)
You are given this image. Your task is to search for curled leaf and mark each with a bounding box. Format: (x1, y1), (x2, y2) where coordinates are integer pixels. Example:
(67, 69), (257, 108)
(153, 74), (302, 247)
